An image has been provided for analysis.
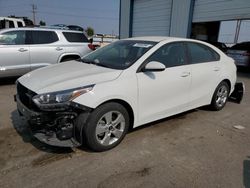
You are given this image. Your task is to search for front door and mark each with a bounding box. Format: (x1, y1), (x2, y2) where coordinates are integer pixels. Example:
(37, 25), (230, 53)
(0, 30), (30, 77)
(136, 42), (191, 125)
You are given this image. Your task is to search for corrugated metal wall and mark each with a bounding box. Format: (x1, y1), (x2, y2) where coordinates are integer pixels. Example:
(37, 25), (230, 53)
(119, 0), (250, 39)
(193, 0), (250, 22)
(170, 0), (193, 37)
(132, 0), (173, 37)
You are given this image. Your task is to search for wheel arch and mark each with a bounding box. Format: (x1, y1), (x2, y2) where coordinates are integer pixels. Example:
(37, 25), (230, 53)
(97, 99), (135, 131)
(58, 53), (81, 63)
(221, 79), (231, 92)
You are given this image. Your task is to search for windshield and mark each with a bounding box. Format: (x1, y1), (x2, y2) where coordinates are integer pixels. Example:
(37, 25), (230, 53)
(82, 40), (156, 70)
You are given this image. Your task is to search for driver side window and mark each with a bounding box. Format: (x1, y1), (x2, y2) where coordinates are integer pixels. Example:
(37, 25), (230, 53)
(146, 42), (187, 68)
(0, 30), (26, 45)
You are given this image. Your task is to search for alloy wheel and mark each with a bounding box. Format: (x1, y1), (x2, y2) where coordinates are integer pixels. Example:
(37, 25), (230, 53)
(95, 111), (125, 146)
(215, 85), (228, 107)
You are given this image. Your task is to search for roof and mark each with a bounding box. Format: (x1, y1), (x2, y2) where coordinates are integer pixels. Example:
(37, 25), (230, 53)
(124, 36), (220, 46)
(124, 36), (171, 42)
(0, 27), (84, 33)
(123, 36), (200, 43)
(0, 17), (24, 22)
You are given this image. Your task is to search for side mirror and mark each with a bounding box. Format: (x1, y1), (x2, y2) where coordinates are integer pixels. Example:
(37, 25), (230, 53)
(143, 61), (166, 72)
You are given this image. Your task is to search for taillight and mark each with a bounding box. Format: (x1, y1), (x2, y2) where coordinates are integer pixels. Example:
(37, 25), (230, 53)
(88, 44), (96, 50)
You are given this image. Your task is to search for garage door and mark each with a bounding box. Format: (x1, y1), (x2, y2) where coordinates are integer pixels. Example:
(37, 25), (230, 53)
(193, 0), (250, 23)
(132, 0), (173, 37)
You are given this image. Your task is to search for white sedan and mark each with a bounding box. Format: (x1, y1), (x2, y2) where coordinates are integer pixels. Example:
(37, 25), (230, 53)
(16, 37), (241, 151)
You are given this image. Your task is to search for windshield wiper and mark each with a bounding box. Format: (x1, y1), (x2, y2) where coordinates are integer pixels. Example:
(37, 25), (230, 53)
(81, 58), (110, 68)
(81, 58), (96, 64)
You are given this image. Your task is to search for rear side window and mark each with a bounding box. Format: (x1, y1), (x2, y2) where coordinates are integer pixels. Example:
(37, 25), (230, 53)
(31, 31), (58, 44)
(17, 21), (23, 27)
(63, 32), (88, 43)
(186, 42), (220, 64)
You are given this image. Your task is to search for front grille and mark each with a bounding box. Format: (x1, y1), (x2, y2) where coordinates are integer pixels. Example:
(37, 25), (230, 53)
(17, 82), (38, 110)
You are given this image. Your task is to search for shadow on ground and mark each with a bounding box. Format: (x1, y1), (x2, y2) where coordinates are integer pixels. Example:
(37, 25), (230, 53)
(0, 77), (19, 85)
(11, 107), (197, 154)
(244, 156), (250, 188)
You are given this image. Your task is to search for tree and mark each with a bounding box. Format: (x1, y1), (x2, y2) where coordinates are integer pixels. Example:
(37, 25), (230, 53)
(39, 20), (46, 26)
(86, 27), (94, 37)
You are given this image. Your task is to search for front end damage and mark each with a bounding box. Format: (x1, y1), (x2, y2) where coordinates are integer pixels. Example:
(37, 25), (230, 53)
(15, 82), (92, 147)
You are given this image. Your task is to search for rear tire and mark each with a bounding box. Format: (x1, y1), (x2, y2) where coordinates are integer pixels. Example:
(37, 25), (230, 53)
(76, 102), (130, 152)
(210, 81), (229, 111)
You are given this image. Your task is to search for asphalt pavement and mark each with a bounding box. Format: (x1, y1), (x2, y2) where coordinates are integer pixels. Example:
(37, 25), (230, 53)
(0, 72), (249, 188)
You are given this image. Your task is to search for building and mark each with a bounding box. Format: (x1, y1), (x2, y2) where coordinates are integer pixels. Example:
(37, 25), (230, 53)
(119, 0), (250, 43)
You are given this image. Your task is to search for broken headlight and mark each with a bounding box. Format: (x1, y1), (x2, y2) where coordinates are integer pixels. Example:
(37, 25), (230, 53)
(32, 85), (94, 110)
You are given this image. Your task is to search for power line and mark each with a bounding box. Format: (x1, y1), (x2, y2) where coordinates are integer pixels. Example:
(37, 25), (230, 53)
(0, 10), (30, 15)
(37, 4), (117, 13)
(0, 4), (29, 9)
(37, 11), (118, 21)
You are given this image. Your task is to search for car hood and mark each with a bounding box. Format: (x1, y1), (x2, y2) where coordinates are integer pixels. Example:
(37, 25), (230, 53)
(18, 60), (122, 94)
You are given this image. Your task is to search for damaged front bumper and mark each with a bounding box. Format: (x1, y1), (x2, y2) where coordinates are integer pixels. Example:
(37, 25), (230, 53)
(15, 95), (90, 147)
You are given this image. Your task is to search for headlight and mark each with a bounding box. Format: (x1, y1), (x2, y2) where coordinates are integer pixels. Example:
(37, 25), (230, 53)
(32, 85), (94, 110)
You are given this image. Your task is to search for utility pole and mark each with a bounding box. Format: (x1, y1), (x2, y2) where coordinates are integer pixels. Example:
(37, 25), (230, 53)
(31, 4), (37, 25)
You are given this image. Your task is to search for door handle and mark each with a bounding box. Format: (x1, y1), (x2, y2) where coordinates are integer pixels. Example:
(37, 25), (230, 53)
(213, 67), (220, 71)
(56, 47), (63, 51)
(181, 72), (190, 77)
(18, 48), (28, 52)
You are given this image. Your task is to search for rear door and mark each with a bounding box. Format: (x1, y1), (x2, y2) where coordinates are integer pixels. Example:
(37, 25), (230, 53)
(185, 42), (222, 108)
(29, 30), (64, 70)
(0, 30), (30, 77)
(62, 31), (91, 56)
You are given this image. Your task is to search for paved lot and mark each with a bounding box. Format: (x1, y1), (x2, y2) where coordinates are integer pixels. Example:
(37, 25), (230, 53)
(0, 72), (250, 188)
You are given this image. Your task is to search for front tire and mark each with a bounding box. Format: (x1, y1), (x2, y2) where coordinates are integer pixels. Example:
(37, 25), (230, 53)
(77, 102), (130, 152)
(210, 81), (229, 111)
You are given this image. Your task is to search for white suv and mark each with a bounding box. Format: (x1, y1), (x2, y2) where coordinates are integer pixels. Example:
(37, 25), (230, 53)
(0, 28), (92, 77)
(15, 37), (243, 151)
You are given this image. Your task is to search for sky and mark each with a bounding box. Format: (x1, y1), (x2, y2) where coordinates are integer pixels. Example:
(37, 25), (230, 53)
(0, 0), (120, 35)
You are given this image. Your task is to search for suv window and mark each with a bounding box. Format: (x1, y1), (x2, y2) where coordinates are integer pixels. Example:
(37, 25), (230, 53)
(63, 32), (88, 43)
(17, 21), (23, 27)
(186, 42), (220, 63)
(9, 21), (14, 28)
(145, 42), (187, 68)
(0, 20), (5, 29)
(31, 31), (59, 44)
(0, 30), (26, 45)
